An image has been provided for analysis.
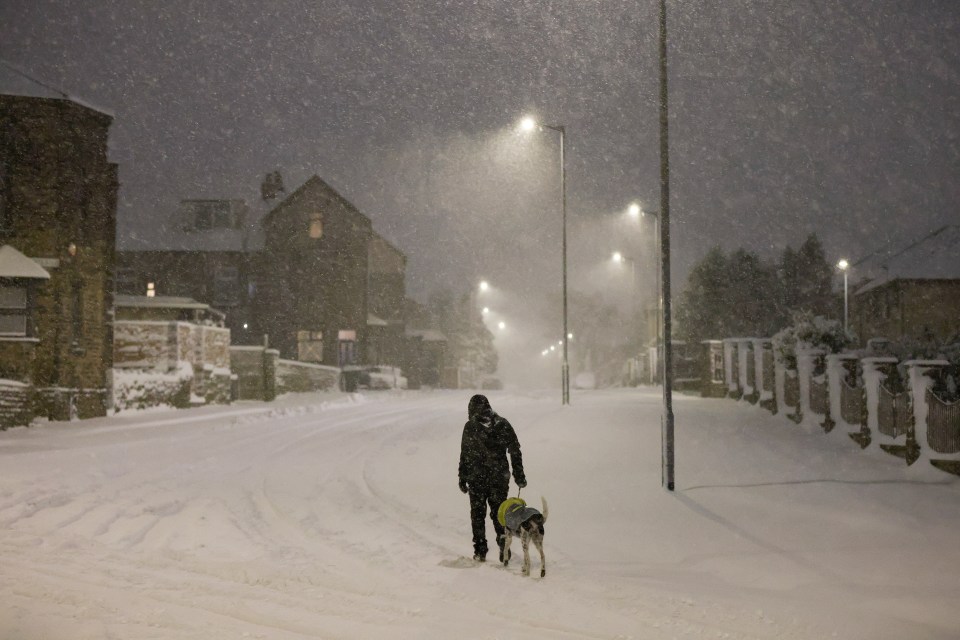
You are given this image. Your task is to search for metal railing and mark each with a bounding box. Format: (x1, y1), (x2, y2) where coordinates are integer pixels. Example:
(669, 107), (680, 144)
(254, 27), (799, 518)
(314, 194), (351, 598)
(926, 388), (960, 454)
(878, 384), (911, 439)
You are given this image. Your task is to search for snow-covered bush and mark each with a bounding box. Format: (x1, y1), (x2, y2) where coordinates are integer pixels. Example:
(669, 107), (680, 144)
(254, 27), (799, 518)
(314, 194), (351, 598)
(112, 362), (194, 412)
(772, 311), (854, 369)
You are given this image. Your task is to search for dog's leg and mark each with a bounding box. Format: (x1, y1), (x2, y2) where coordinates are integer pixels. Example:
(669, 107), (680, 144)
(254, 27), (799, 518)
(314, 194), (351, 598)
(502, 531), (512, 566)
(534, 534), (545, 577)
(521, 532), (531, 576)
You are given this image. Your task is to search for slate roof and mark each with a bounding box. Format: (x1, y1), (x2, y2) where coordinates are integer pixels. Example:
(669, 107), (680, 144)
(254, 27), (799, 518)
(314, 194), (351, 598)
(854, 225), (960, 295)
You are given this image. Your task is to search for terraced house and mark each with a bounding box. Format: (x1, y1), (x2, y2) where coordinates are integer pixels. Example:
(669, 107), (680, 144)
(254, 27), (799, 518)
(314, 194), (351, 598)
(0, 92), (118, 426)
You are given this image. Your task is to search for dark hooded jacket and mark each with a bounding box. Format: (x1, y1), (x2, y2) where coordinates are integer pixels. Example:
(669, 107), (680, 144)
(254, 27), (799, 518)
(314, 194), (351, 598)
(458, 394), (525, 491)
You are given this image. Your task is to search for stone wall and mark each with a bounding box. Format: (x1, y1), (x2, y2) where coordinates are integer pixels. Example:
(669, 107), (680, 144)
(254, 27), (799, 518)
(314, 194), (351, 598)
(113, 320), (232, 410)
(230, 346), (340, 400)
(0, 379), (30, 429)
(276, 359), (340, 394)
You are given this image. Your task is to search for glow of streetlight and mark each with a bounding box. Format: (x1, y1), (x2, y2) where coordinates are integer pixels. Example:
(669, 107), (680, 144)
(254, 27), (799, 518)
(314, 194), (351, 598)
(837, 259), (849, 271)
(567, 333), (573, 340)
(482, 307), (489, 315)
(519, 116), (537, 132)
(627, 202), (641, 218)
(479, 280), (490, 292)
(498, 321), (506, 330)
(612, 251), (624, 264)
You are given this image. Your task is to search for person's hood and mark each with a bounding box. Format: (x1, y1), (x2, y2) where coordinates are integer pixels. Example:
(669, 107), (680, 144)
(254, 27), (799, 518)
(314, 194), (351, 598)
(468, 394), (494, 424)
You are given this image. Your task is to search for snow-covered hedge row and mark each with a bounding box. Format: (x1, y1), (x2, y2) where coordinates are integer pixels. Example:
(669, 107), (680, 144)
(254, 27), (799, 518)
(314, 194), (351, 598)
(772, 311), (854, 369)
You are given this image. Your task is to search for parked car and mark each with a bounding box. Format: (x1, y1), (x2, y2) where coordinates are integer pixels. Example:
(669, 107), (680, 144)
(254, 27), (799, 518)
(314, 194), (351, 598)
(358, 366), (408, 390)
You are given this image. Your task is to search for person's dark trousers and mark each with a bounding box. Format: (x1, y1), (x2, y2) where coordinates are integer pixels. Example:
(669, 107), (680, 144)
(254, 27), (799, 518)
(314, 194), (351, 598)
(468, 486), (507, 558)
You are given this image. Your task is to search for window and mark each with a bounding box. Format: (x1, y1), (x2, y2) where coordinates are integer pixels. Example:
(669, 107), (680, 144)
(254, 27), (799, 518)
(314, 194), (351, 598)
(183, 201), (236, 231)
(115, 267), (139, 295)
(0, 284), (28, 336)
(146, 282), (156, 297)
(711, 351), (724, 383)
(297, 330), (324, 362)
(213, 265), (240, 307)
(338, 329), (357, 366)
(194, 205), (213, 230)
(309, 212), (323, 239)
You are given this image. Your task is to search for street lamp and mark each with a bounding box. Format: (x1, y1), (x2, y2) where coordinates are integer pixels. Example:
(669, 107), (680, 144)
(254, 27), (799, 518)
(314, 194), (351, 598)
(520, 115), (570, 405)
(837, 259), (849, 333)
(479, 280), (490, 292)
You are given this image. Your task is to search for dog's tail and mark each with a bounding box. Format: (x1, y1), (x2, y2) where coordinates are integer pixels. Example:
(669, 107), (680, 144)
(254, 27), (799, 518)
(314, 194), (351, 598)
(541, 496), (548, 524)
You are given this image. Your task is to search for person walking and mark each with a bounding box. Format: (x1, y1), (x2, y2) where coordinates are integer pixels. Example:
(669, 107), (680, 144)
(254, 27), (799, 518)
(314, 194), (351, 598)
(458, 394), (526, 562)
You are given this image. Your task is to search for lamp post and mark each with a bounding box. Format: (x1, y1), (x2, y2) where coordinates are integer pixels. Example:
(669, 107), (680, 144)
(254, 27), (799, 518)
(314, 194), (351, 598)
(520, 116), (570, 405)
(658, 0), (675, 491)
(837, 259), (849, 333)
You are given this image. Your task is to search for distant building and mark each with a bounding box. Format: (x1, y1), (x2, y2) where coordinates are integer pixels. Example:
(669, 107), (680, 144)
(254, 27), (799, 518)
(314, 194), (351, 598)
(0, 93), (118, 423)
(116, 198), (260, 342)
(118, 175), (414, 372)
(258, 176), (373, 365)
(851, 225), (960, 343)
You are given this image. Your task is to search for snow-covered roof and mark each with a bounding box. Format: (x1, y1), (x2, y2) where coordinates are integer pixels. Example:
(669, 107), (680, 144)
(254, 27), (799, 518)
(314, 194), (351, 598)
(405, 329), (447, 342)
(854, 225), (960, 295)
(114, 294), (225, 318)
(119, 199), (269, 253)
(0, 245), (51, 279)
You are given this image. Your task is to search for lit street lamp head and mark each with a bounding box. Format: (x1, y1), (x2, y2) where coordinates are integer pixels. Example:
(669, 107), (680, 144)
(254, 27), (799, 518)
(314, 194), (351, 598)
(837, 259), (849, 271)
(627, 203), (641, 218)
(612, 251), (624, 263)
(519, 116), (537, 132)
(479, 280), (490, 292)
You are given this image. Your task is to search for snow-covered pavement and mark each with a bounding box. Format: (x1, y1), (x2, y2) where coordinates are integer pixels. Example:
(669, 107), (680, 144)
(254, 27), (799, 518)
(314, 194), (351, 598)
(1, 388), (958, 639)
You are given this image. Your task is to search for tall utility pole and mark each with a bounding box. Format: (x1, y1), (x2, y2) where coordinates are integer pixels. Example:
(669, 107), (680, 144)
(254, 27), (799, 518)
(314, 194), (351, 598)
(519, 116), (569, 405)
(559, 125), (570, 405)
(659, 0), (675, 491)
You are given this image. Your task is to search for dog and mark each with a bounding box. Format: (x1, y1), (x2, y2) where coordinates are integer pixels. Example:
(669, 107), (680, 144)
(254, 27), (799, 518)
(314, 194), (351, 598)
(500, 497), (548, 577)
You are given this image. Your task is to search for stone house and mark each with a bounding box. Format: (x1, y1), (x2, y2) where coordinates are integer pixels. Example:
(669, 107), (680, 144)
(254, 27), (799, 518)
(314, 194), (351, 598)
(119, 176), (412, 371)
(257, 176), (373, 366)
(851, 225), (960, 343)
(0, 93), (118, 425)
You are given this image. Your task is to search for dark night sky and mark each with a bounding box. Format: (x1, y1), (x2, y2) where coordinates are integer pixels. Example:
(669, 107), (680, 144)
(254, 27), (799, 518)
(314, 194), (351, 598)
(2, 0), (958, 317)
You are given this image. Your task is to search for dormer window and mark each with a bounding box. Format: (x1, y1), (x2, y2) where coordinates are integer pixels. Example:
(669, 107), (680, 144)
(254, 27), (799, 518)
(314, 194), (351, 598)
(309, 212), (323, 239)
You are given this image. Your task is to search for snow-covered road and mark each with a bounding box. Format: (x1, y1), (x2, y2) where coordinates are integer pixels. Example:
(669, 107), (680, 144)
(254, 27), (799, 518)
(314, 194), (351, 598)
(1, 389), (958, 639)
